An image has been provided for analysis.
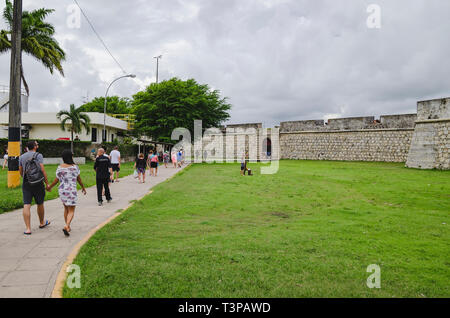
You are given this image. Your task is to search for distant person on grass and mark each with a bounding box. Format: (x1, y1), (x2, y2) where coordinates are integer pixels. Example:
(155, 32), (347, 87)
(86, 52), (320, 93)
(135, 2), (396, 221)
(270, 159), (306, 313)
(19, 141), (50, 235)
(94, 148), (113, 206)
(2, 148), (8, 170)
(134, 153), (147, 183)
(47, 150), (87, 237)
(110, 146), (121, 183)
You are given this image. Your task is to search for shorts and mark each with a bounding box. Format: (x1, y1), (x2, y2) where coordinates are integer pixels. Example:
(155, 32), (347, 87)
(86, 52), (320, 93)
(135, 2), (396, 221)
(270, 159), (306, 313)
(137, 168), (146, 174)
(22, 181), (46, 205)
(111, 164), (120, 172)
(241, 163), (246, 171)
(150, 162), (158, 168)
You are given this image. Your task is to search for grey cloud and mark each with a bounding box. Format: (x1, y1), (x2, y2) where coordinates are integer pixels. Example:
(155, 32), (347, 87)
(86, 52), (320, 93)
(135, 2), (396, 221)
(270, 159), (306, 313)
(0, 0), (448, 128)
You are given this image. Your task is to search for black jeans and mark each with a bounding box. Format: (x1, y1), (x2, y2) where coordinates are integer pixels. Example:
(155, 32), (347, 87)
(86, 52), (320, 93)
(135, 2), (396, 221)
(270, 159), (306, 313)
(96, 178), (112, 202)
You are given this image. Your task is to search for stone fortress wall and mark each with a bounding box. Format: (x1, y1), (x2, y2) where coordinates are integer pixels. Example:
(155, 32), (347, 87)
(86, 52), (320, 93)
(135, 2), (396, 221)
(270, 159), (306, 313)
(200, 98), (449, 170)
(279, 115), (416, 163)
(406, 98), (450, 170)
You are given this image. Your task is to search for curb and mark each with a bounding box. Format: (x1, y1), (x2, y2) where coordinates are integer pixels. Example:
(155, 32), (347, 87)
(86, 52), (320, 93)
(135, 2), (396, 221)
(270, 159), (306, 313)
(51, 165), (190, 298)
(51, 191), (152, 298)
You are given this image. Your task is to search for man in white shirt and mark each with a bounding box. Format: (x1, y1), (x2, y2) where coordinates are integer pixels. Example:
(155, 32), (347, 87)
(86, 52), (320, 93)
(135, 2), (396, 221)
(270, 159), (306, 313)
(109, 146), (121, 183)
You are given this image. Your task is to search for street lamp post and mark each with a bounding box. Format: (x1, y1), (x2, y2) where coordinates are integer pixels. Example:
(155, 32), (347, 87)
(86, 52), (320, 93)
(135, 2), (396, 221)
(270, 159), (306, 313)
(103, 74), (136, 142)
(154, 55), (162, 84)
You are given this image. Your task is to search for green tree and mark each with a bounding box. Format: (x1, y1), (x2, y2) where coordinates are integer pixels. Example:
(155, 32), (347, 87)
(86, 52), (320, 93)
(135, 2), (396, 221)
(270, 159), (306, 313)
(0, 0), (66, 96)
(79, 96), (133, 114)
(133, 78), (231, 142)
(57, 104), (91, 153)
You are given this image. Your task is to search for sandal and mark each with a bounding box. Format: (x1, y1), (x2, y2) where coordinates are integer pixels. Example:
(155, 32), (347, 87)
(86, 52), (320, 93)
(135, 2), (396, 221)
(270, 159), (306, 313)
(63, 228), (70, 237)
(39, 220), (51, 229)
(24, 232), (32, 236)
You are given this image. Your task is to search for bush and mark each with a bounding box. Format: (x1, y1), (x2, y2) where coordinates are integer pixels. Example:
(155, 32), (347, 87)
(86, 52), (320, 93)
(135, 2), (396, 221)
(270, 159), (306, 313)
(0, 139), (139, 159)
(102, 142), (139, 158)
(0, 138), (91, 157)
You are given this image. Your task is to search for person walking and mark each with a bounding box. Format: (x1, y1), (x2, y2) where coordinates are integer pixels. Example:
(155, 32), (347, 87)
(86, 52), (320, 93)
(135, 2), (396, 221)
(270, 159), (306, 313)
(147, 150), (153, 176)
(110, 146), (121, 183)
(47, 150), (87, 237)
(19, 141), (50, 235)
(172, 151), (177, 168)
(181, 149), (185, 165)
(94, 148), (113, 206)
(148, 151), (159, 177)
(177, 150), (183, 168)
(163, 151), (169, 168)
(134, 153), (147, 183)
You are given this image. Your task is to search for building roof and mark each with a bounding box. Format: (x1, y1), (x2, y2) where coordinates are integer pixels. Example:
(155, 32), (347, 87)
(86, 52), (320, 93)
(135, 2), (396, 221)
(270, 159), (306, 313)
(0, 112), (128, 131)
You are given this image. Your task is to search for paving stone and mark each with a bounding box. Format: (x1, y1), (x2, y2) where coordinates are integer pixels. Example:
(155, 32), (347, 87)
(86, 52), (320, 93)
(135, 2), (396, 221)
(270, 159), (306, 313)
(27, 247), (69, 259)
(16, 258), (62, 271)
(2, 270), (53, 287)
(0, 285), (47, 298)
(0, 259), (21, 272)
(0, 167), (184, 298)
(0, 246), (34, 259)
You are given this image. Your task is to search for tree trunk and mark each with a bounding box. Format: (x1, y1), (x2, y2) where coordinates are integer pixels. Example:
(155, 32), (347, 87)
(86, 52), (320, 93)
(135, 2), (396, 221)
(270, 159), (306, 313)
(8, 0), (23, 189)
(71, 129), (74, 153)
(20, 64), (29, 96)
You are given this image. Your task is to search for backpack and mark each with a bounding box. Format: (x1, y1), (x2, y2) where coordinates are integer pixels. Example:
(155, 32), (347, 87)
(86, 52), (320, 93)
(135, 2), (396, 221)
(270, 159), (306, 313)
(25, 153), (45, 186)
(151, 155), (158, 163)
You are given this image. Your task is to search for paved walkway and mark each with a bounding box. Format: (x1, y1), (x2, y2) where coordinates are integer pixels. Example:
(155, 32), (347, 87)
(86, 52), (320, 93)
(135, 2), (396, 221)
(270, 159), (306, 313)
(0, 165), (184, 298)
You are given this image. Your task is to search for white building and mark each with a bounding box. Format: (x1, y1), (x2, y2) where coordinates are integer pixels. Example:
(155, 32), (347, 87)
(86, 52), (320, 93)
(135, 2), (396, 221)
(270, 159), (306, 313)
(0, 85), (29, 113)
(0, 112), (129, 143)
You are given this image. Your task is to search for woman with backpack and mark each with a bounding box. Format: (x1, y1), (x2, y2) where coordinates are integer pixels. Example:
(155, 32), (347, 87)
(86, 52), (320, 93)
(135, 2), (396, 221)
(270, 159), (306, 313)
(19, 141), (51, 236)
(47, 150), (87, 237)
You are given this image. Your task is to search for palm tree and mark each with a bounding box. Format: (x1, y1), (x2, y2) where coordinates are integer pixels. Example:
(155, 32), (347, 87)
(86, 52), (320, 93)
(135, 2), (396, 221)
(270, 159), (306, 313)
(0, 0), (65, 96)
(57, 105), (91, 153)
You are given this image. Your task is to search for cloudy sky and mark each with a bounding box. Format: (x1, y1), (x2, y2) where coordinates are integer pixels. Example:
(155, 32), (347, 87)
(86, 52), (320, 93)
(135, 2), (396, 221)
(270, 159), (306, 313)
(0, 0), (449, 126)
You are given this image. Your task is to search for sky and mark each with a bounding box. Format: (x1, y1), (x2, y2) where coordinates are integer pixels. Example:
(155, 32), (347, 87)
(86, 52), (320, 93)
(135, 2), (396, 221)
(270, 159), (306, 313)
(0, 0), (449, 127)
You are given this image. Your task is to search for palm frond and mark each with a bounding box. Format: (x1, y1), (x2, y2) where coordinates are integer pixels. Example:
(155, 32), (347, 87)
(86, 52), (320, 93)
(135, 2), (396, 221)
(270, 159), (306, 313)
(0, 0), (66, 94)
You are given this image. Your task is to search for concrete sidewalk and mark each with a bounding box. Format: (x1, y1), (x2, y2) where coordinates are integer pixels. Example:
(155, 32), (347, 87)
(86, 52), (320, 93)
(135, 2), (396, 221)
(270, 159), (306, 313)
(0, 165), (184, 298)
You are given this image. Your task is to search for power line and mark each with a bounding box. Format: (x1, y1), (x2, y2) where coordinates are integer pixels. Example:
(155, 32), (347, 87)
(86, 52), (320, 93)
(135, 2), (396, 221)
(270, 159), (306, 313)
(72, 0), (127, 75)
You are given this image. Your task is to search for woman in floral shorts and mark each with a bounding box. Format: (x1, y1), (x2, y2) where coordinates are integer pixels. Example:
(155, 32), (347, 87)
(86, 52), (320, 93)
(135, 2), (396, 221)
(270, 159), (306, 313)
(47, 150), (87, 237)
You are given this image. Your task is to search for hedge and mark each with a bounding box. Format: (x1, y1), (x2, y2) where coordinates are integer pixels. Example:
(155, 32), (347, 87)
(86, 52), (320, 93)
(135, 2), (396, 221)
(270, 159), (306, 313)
(0, 139), (138, 159)
(102, 142), (139, 158)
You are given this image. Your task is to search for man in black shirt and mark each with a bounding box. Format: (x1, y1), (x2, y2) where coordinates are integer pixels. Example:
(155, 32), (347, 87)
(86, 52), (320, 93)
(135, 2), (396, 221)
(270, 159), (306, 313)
(94, 148), (113, 206)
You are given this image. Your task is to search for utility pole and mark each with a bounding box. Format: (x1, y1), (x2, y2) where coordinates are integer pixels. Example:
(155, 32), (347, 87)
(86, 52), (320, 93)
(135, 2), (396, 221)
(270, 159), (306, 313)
(8, 0), (23, 189)
(154, 55), (162, 84)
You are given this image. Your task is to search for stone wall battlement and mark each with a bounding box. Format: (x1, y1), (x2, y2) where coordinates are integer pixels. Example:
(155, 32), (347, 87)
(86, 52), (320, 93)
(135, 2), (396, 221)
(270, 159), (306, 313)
(280, 114), (417, 133)
(196, 98), (448, 169)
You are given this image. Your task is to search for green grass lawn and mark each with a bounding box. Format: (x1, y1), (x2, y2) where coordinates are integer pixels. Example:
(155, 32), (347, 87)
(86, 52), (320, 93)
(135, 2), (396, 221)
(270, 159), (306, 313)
(64, 161), (449, 298)
(0, 162), (135, 214)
